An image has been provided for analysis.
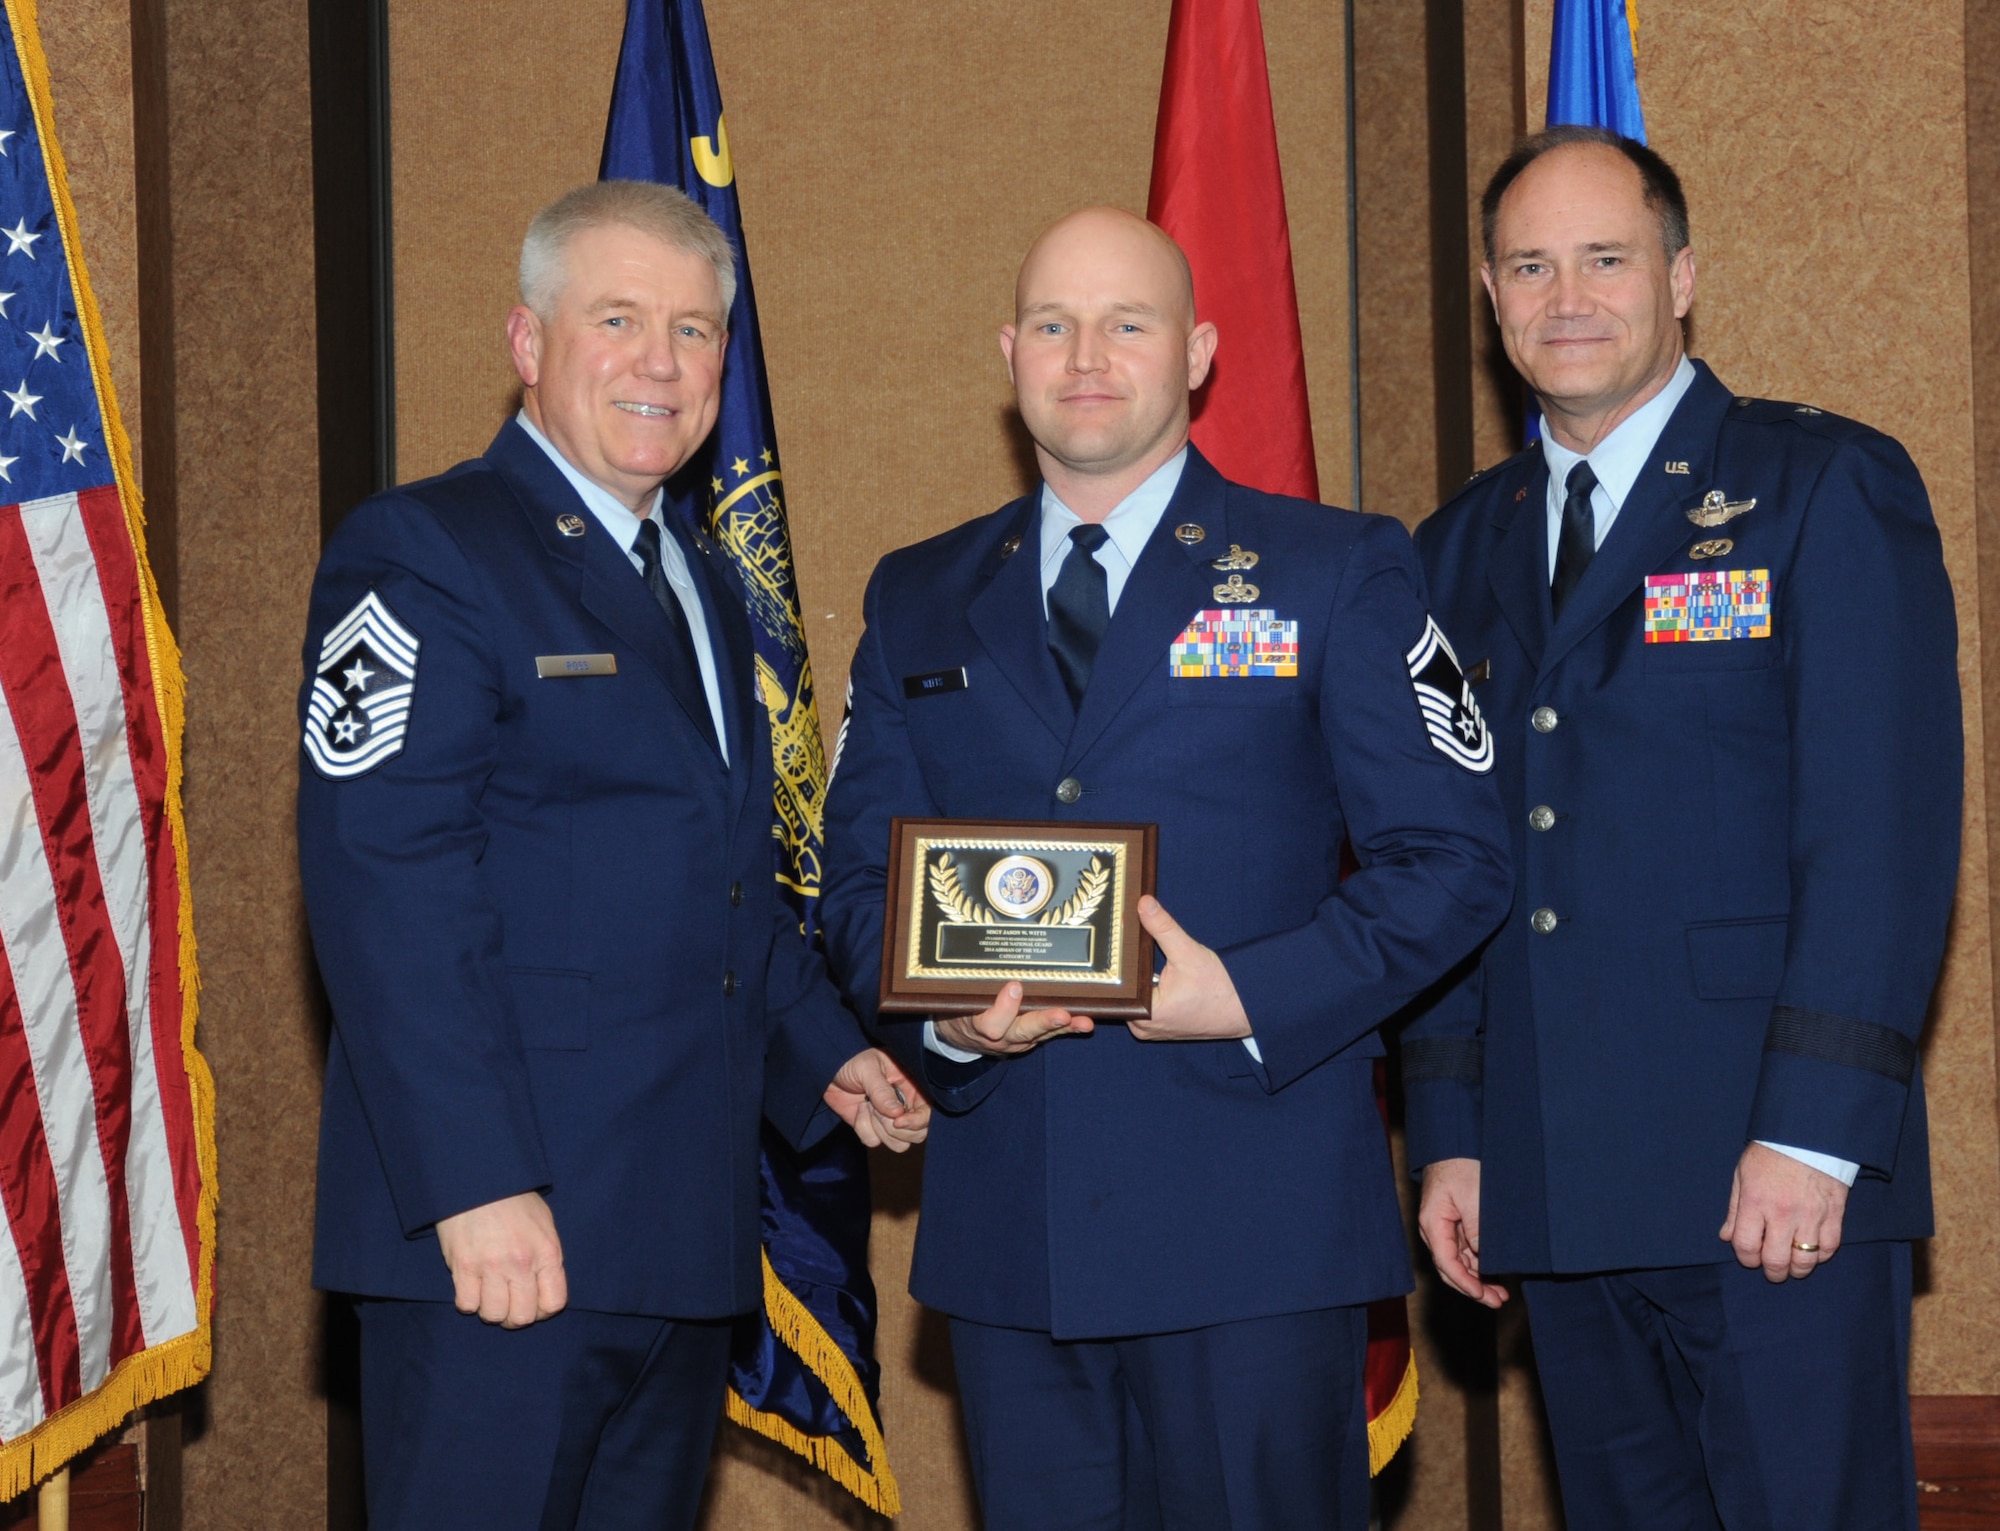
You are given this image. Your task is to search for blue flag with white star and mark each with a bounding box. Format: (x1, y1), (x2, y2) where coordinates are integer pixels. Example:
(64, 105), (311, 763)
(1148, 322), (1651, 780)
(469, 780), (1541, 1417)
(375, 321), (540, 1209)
(601, 0), (899, 1514)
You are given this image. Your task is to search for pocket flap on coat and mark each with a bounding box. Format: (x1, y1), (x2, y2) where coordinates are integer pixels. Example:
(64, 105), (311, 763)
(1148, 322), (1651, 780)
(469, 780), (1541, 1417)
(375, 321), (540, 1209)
(506, 967), (592, 1050)
(1685, 917), (1788, 1001)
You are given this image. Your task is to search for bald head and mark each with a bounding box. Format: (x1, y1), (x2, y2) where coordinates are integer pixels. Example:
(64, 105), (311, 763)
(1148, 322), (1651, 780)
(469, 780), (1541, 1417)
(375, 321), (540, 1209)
(1015, 207), (1197, 330)
(1000, 208), (1216, 515)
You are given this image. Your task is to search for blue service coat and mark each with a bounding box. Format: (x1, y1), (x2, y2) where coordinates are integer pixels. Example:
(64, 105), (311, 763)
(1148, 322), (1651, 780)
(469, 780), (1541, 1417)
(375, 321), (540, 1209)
(1403, 362), (1959, 1275)
(299, 421), (866, 1319)
(820, 448), (1512, 1339)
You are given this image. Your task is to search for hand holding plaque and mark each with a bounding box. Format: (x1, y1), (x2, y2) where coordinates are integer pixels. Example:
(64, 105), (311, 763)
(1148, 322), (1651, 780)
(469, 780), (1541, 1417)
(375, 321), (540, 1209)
(880, 820), (1159, 1019)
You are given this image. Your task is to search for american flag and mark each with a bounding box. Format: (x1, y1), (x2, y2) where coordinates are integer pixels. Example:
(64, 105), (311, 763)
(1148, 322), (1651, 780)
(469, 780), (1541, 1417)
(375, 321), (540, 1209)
(0, 0), (212, 1499)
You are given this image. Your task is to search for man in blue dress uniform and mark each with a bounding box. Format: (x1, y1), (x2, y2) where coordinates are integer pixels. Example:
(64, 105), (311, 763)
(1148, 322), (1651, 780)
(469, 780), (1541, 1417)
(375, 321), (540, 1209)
(819, 207), (1513, 1530)
(298, 181), (926, 1531)
(1406, 128), (1960, 1529)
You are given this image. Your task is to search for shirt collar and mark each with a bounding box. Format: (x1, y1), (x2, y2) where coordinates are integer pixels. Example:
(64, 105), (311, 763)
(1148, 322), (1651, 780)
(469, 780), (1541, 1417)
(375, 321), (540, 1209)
(1038, 447), (1189, 579)
(515, 408), (662, 549)
(1538, 354), (1698, 509)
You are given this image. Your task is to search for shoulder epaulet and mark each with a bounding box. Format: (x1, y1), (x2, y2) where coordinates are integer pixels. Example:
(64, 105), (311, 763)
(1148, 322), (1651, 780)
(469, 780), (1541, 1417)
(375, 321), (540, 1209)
(1723, 395), (1871, 441)
(1438, 444), (1537, 511)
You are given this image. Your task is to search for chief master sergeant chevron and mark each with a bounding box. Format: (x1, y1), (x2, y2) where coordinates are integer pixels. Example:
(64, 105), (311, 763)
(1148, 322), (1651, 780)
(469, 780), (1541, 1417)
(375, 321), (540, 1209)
(819, 207), (1512, 1531)
(1404, 128), (1961, 1530)
(296, 181), (928, 1531)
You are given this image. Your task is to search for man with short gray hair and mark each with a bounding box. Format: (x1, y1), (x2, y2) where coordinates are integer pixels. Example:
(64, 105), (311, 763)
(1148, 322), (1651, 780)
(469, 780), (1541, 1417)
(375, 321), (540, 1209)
(298, 181), (926, 1530)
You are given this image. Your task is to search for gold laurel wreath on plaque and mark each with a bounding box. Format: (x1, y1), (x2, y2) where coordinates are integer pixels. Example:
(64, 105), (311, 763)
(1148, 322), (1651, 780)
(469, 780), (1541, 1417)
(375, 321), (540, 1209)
(928, 852), (1109, 928)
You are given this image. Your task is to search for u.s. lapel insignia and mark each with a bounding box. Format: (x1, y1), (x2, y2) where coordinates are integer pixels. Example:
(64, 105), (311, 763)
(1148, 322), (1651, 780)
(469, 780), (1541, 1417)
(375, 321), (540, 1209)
(1687, 490), (1756, 528)
(1175, 523), (1207, 546)
(998, 534), (1022, 559)
(555, 513), (587, 537)
(1689, 538), (1734, 561)
(1213, 573), (1259, 603)
(1210, 543), (1259, 571)
(1663, 461), (1691, 475)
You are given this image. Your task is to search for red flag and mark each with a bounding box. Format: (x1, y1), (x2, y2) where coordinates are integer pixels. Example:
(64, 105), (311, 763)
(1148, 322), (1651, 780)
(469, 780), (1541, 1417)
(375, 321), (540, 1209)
(1148, 1), (1418, 1474)
(1146, 0), (1318, 502)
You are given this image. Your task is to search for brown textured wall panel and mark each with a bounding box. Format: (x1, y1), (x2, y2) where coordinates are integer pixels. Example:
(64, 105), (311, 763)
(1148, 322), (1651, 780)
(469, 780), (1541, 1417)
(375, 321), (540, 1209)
(1460, 0), (1523, 473)
(39, 0), (141, 477)
(1352, 0), (1436, 529)
(162, 0), (327, 1524)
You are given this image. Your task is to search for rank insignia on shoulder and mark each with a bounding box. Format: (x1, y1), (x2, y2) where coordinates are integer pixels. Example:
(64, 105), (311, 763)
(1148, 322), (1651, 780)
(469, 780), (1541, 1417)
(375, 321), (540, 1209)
(1210, 544), (1259, 571)
(1170, 609), (1298, 677)
(1213, 573), (1259, 603)
(1644, 570), (1772, 643)
(1687, 490), (1755, 528)
(1406, 617), (1491, 773)
(305, 590), (419, 779)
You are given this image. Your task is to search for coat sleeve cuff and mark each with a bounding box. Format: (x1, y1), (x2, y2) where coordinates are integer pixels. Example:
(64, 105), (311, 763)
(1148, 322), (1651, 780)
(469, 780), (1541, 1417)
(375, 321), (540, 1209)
(1400, 1037), (1484, 1173)
(1746, 1005), (1915, 1174)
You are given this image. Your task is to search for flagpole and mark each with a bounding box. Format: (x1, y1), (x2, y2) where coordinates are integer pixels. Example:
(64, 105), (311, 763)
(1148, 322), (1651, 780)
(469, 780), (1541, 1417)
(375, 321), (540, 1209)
(37, 1467), (69, 1531)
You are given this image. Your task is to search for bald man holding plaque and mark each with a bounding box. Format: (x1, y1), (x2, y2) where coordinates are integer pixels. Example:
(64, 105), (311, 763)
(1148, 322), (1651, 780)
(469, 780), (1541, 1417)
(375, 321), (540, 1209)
(820, 208), (1512, 1531)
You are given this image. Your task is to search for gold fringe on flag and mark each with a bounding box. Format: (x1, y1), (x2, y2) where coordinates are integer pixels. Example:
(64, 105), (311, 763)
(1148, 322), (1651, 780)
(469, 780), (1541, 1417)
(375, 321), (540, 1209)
(723, 1251), (902, 1517)
(1367, 1351), (1420, 1478)
(0, 0), (216, 1501)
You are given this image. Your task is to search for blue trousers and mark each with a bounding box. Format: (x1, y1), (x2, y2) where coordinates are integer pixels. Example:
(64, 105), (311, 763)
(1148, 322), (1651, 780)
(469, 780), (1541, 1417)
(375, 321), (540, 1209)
(356, 1299), (733, 1531)
(1522, 1242), (1916, 1531)
(948, 1306), (1372, 1531)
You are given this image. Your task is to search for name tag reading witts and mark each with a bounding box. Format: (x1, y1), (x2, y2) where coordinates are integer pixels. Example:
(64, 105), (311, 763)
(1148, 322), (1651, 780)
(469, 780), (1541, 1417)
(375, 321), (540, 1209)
(535, 653), (619, 678)
(903, 668), (968, 699)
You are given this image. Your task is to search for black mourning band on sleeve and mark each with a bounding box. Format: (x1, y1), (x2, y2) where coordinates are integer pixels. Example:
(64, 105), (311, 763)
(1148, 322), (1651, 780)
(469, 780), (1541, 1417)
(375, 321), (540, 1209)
(1401, 1038), (1484, 1086)
(1764, 1005), (1917, 1086)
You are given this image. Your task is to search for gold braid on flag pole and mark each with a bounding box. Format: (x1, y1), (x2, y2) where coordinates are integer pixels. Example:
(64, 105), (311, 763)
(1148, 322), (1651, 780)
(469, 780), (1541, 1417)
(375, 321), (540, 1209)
(704, 462), (899, 1515)
(0, 0), (216, 1501)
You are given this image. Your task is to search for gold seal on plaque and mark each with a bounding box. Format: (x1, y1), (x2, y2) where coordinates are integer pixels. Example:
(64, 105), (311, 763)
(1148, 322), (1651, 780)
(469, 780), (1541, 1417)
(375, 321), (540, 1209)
(983, 855), (1057, 920)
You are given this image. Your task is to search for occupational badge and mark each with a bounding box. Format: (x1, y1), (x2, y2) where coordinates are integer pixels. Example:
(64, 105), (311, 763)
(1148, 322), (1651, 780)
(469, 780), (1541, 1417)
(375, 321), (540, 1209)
(1405, 616), (1492, 773)
(1643, 569), (1772, 642)
(1688, 538), (1734, 561)
(1213, 573), (1259, 603)
(1210, 543), (1259, 571)
(305, 589), (419, 779)
(1169, 609), (1299, 677)
(1686, 490), (1756, 528)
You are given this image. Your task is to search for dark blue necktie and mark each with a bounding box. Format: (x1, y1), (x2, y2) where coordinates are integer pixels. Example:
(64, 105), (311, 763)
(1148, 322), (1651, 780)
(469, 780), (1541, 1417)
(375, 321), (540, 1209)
(1551, 460), (1598, 620)
(1048, 523), (1112, 708)
(633, 516), (719, 755)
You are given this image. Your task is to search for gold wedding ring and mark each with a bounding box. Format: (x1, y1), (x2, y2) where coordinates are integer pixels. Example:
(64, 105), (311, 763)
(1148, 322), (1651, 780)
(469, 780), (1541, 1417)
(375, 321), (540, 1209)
(1792, 1241), (1820, 1253)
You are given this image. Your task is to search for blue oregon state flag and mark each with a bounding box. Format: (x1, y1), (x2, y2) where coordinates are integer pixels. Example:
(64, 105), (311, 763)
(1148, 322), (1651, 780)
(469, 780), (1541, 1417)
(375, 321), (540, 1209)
(1548, 0), (1646, 140)
(600, 0), (899, 1514)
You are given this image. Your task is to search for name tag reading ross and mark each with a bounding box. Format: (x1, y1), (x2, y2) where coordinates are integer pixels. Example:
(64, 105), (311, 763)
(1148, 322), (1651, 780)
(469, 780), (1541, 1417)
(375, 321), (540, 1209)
(536, 653), (618, 678)
(903, 667), (968, 699)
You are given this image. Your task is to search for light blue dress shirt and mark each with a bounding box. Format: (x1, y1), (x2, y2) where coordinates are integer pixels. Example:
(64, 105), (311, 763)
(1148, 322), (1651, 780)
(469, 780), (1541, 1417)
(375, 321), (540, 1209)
(516, 410), (729, 765)
(924, 450), (1268, 1065)
(1534, 364), (1856, 1189)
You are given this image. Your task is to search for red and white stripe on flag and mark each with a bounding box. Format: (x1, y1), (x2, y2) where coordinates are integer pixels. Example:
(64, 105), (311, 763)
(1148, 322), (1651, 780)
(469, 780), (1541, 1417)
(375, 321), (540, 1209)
(0, 485), (211, 1498)
(0, 0), (213, 1500)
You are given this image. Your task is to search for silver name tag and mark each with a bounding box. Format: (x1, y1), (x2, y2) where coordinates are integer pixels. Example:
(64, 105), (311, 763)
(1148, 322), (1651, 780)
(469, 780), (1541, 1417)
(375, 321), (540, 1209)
(535, 653), (618, 679)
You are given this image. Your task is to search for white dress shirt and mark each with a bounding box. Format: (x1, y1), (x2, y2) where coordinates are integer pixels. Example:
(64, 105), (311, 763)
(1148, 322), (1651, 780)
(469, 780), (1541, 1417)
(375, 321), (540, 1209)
(926, 450), (1267, 1066)
(516, 411), (729, 764)
(1534, 365), (1856, 1189)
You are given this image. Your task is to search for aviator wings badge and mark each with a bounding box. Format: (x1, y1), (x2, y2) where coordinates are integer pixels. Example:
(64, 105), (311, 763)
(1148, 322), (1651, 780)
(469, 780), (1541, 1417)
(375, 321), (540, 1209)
(1687, 489), (1756, 529)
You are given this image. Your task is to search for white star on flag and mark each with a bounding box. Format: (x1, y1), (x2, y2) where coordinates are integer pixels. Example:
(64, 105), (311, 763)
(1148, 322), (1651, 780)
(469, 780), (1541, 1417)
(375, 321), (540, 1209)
(0, 452), (18, 482)
(6, 379), (39, 418)
(3, 218), (38, 256)
(0, 291), (17, 317)
(0, 130), (15, 155)
(29, 322), (62, 359)
(56, 424), (85, 463)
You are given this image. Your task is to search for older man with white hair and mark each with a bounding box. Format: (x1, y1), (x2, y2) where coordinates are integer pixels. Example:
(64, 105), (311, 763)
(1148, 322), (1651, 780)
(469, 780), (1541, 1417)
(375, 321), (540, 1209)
(298, 180), (926, 1531)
